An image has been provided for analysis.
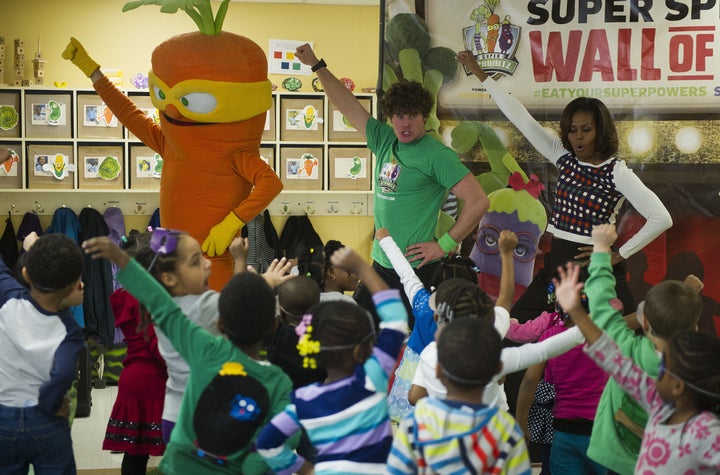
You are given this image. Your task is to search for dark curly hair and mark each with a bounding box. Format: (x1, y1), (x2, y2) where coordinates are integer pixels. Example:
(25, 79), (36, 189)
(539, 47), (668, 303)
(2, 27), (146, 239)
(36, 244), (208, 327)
(219, 272), (276, 348)
(277, 276), (320, 320)
(666, 331), (720, 414)
(311, 301), (375, 369)
(559, 97), (618, 161)
(434, 278), (494, 324)
(380, 79), (434, 119)
(428, 255), (479, 290)
(438, 317), (502, 389)
(24, 233), (83, 293)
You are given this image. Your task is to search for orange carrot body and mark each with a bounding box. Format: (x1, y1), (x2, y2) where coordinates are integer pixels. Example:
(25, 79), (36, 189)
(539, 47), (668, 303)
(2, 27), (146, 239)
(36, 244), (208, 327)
(94, 32), (282, 290)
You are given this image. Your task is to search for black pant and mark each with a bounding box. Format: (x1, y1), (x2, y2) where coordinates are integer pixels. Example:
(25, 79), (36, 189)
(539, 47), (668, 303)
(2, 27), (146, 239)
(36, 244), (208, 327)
(353, 261), (439, 330)
(511, 237), (636, 323)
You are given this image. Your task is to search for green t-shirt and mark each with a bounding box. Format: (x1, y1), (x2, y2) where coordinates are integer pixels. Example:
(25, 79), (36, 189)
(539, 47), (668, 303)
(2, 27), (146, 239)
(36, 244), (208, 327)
(117, 260), (293, 474)
(366, 117), (470, 269)
(585, 252), (659, 475)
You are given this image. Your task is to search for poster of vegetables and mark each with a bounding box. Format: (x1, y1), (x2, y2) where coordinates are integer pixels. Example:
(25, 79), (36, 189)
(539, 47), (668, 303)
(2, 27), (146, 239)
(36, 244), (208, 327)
(381, 0), (720, 337)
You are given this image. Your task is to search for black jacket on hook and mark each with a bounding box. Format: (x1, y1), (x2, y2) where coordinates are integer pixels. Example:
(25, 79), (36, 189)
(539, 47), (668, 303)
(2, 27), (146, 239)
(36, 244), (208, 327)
(79, 207), (115, 347)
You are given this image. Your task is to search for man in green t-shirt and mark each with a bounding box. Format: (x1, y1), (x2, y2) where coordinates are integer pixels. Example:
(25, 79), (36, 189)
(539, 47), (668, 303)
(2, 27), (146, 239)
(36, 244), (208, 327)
(295, 44), (489, 324)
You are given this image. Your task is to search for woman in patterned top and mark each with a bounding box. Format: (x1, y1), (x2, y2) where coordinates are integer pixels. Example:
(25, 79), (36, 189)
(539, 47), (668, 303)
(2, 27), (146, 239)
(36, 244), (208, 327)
(457, 50), (672, 321)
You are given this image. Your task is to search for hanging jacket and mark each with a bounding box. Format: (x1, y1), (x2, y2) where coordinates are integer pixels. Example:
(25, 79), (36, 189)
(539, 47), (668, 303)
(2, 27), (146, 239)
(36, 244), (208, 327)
(46, 207), (84, 328)
(241, 209), (280, 272)
(0, 214), (19, 271)
(79, 207), (115, 347)
(103, 207), (126, 291)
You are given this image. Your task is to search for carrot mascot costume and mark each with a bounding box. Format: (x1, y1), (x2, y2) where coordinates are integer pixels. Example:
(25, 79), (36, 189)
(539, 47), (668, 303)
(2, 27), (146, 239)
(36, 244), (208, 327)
(63, 0), (282, 290)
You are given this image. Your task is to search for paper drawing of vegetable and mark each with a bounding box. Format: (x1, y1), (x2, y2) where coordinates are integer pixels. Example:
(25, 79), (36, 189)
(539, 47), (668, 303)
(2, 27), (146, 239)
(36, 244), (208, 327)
(348, 156), (362, 179)
(301, 153), (317, 177)
(0, 105), (19, 131)
(98, 156), (122, 180)
(47, 101), (62, 123)
(470, 0), (500, 53)
(102, 106), (115, 125)
(44, 153), (75, 180)
(302, 105), (316, 129)
(1, 150), (18, 174)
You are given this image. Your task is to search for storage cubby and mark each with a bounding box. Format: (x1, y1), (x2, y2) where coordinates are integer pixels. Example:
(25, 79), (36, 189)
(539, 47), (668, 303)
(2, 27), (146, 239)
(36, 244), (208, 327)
(0, 86), (377, 216)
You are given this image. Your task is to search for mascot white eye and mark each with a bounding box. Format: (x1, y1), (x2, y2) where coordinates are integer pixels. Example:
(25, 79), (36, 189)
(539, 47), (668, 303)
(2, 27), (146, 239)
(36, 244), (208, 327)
(180, 92), (217, 114)
(514, 244), (528, 258)
(152, 85), (166, 101)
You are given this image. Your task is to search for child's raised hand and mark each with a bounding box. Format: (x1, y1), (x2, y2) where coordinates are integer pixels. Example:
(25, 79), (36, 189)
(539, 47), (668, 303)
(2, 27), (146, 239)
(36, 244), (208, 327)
(82, 237), (130, 269)
(498, 230), (518, 255)
(456, 50), (476, 67)
(262, 257), (295, 288)
(591, 224), (617, 253)
(375, 227), (390, 241)
(684, 274), (704, 294)
(229, 237), (249, 261)
(553, 262), (585, 316)
(22, 231), (40, 252)
(330, 246), (366, 274)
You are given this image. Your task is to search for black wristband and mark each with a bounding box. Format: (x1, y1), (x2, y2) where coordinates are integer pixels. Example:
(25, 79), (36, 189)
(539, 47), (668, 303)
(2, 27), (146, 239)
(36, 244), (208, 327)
(311, 58), (327, 72)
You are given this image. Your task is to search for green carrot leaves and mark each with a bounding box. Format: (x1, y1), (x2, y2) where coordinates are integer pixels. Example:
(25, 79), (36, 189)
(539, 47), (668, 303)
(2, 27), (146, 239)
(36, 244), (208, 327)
(122, 0), (230, 35)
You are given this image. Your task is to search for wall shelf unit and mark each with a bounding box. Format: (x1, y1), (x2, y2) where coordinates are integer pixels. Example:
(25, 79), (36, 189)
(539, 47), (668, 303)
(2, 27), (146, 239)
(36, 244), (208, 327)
(0, 86), (376, 217)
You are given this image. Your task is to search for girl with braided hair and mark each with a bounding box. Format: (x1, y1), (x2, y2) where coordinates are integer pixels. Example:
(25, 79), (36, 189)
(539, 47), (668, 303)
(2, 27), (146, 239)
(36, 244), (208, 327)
(256, 246), (408, 475)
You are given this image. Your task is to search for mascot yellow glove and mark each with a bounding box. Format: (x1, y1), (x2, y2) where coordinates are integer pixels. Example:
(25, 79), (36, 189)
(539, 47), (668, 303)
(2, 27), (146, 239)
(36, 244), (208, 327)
(62, 37), (100, 77)
(202, 212), (245, 257)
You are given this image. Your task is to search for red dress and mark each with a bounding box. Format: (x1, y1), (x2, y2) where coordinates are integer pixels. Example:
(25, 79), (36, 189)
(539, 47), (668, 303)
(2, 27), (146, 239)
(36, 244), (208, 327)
(102, 289), (167, 456)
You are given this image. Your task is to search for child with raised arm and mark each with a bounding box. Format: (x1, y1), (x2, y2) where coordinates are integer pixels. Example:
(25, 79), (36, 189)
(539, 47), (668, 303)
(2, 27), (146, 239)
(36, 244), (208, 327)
(573, 224), (702, 474)
(83, 233), (295, 475)
(255, 246), (408, 475)
(387, 317), (532, 475)
(554, 247), (720, 473)
(0, 234), (85, 474)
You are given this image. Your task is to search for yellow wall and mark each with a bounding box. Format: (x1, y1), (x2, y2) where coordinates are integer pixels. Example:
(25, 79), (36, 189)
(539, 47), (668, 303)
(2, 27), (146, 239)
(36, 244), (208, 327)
(2, 0), (380, 92)
(3, 0), (379, 259)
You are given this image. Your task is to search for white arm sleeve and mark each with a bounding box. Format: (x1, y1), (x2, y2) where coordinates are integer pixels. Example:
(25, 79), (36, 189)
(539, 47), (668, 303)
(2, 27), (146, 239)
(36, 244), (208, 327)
(498, 326), (584, 376)
(494, 306), (511, 339)
(482, 77), (567, 165)
(378, 236), (424, 303)
(612, 161), (673, 259)
(411, 343), (447, 399)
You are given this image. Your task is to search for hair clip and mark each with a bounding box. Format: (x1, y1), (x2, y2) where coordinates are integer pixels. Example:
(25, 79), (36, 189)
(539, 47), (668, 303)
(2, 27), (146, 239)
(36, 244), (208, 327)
(147, 227), (181, 271)
(436, 301), (455, 324)
(295, 314), (320, 369)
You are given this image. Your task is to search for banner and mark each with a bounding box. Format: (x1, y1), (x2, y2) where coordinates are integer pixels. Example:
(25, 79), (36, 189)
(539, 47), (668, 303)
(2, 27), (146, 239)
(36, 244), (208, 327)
(381, 0), (720, 336)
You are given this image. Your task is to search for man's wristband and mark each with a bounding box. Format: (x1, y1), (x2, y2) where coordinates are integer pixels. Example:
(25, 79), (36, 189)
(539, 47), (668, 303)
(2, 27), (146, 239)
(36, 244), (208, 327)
(437, 233), (458, 254)
(311, 58), (327, 72)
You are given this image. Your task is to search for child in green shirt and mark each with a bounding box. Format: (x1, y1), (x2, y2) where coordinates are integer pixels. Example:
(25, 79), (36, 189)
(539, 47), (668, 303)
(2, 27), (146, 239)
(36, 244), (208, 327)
(83, 231), (295, 474)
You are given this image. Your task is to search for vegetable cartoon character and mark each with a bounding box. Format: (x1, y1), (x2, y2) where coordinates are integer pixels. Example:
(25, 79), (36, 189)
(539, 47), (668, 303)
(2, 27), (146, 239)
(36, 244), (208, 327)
(63, 0), (282, 290)
(452, 121), (547, 301)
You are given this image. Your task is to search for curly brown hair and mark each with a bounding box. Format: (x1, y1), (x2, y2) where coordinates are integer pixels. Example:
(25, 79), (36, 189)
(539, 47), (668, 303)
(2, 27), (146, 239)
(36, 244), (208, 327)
(380, 79), (434, 119)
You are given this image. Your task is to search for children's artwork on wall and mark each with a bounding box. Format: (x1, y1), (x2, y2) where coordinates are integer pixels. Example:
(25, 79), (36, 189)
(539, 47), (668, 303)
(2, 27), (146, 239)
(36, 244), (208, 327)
(334, 155), (367, 180)
(31, 101), (66, 126)
(0, 105), (19, 131)
(84, 156), (121, 180)
(286, 153), (319, 180)
(41, 153), (74, 180)
(136, 153), (163, 179)
(332, 111), (356, 132)
(1, 149), (19, 176)
(286, 105), (322, 131)
(83, 104), (118, 127)
(268, 39), (313, 76)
